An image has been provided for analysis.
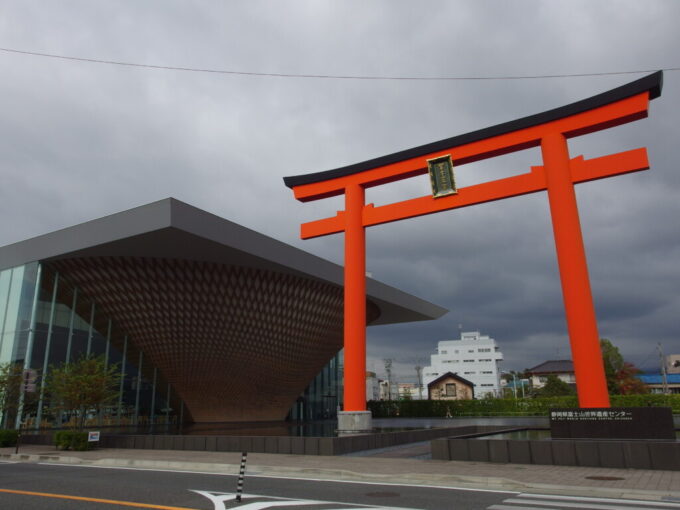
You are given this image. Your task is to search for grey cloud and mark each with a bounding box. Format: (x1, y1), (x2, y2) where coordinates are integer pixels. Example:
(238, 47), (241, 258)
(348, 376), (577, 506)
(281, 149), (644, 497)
(0, 0), (678, 382)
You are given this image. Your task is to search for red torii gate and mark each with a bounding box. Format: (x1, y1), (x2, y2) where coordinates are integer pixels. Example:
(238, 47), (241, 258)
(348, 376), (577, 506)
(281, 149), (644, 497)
(284, 71), (662, 413)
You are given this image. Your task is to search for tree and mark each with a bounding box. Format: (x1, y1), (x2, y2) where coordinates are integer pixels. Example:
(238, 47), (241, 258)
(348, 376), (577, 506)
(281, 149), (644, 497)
(616, 362), (648, 395)
(0, 363), (40, 429)
(536, 374), (575, 397)
(47, 355), (120, 431)
(0, 363), (23, 428)
(599, 338), (647, 395)
(600, 338), (624, 394)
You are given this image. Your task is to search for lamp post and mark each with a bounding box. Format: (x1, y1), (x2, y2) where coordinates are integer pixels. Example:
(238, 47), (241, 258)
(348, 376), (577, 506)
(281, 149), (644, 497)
(502, 371), (518, 399)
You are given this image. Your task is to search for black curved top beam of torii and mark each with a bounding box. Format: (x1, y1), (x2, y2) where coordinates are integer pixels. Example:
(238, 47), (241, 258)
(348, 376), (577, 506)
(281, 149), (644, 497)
(283, 71), (662, 193)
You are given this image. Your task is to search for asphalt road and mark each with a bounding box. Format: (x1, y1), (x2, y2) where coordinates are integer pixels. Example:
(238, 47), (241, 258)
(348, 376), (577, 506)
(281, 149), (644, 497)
(1, 461), (679, 510)
(0, 460), (511, 509)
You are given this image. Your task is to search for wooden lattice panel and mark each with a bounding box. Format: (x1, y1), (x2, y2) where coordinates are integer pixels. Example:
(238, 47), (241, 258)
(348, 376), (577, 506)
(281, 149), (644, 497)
(52, 256), (379, 422)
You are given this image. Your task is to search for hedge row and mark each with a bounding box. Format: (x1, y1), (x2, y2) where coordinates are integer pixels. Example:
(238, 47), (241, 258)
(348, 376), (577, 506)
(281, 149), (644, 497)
(368, 394), (680, 418)
(0, 429), (19, 447)
(54, 430), (91, 451)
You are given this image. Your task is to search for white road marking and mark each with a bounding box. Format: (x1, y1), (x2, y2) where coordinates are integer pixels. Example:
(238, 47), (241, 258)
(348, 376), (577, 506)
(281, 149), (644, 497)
(488, 505), (554, 510)
(192, 490), (322, 510)
(191, 490), (422, 510)
(36, 461), (517, 494)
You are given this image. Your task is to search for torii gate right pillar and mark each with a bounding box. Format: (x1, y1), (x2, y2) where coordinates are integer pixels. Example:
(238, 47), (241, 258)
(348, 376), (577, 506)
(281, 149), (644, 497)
(542, 132), (610, 407)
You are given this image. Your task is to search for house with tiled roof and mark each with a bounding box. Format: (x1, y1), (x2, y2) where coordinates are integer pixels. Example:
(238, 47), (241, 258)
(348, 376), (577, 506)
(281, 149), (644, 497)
(526, 360), (575, 389)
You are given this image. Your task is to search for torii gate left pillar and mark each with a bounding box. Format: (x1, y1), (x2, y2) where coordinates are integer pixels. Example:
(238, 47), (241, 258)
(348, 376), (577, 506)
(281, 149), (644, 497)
(339, 183), (372, 431)
(284, 71), (662, 432)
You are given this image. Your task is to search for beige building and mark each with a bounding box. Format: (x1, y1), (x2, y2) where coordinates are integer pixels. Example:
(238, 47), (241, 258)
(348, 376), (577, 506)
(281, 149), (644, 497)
(666, 354), (680, 374)
(398, 383), (418, 399)
(427, 372), (475, 400)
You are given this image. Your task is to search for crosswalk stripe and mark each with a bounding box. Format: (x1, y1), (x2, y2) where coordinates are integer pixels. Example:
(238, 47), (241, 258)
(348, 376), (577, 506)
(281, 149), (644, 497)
(520, 493), (680, 508)
(503, 498), (658, 510)
(490, 493), (680, 510)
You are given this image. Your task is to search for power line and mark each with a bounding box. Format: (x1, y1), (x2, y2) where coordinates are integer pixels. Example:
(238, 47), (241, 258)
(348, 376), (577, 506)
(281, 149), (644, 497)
(0, 46), (678, 81)
(636, 352), (655, 370)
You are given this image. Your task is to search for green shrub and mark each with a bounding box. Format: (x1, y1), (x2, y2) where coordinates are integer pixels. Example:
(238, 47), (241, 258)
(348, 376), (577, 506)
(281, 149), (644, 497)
(0, 429), (19, 447)
(368, 394), (680, 418)
(54, 430), (90, 451)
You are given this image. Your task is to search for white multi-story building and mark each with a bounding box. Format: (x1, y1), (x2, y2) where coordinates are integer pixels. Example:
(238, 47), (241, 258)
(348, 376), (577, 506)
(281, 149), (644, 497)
(366, 372), (380, 401)
(423, 331), (504, 398)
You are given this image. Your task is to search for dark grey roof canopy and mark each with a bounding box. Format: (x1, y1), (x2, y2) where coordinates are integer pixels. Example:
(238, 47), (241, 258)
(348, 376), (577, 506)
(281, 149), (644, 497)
(0, 198), (447, 325)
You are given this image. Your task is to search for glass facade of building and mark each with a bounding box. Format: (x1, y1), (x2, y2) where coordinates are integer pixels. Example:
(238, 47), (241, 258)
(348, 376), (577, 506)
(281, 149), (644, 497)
(1, 263), (184, 430)
(0, 262), (342, 429)
(0, 263), (39, 369)
(288, 351), (343, 421)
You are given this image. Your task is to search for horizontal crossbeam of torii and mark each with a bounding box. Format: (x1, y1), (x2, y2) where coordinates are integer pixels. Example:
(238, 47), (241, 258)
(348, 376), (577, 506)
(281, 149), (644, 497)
(284, 71), (662, 411)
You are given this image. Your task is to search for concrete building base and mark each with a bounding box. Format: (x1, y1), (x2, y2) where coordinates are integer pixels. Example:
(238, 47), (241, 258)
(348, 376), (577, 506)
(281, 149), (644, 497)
(431, 427), (680, 470)
(22, 422), (493, 456)
(337, 411), (372, 435)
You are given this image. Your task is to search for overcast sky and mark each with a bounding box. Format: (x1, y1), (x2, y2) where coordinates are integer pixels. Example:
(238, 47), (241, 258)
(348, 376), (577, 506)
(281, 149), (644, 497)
(1, 1), (678, 382)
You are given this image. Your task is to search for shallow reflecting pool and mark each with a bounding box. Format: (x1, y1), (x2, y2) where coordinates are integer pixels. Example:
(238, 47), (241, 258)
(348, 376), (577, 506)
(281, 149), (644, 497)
(79, 420), (430, 438)
(472, 428), (680, 440)
(179, 420), (428, 437)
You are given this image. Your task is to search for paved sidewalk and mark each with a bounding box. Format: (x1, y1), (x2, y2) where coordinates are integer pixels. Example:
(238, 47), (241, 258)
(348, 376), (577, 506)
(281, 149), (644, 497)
(2, 443), (680, 503)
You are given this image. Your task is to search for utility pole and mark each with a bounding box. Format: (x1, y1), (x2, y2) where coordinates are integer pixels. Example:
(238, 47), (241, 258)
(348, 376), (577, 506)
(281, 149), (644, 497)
(383, 359), (393, 401)
(415, 365), (423, 400)
(658, 343), (669, 395)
